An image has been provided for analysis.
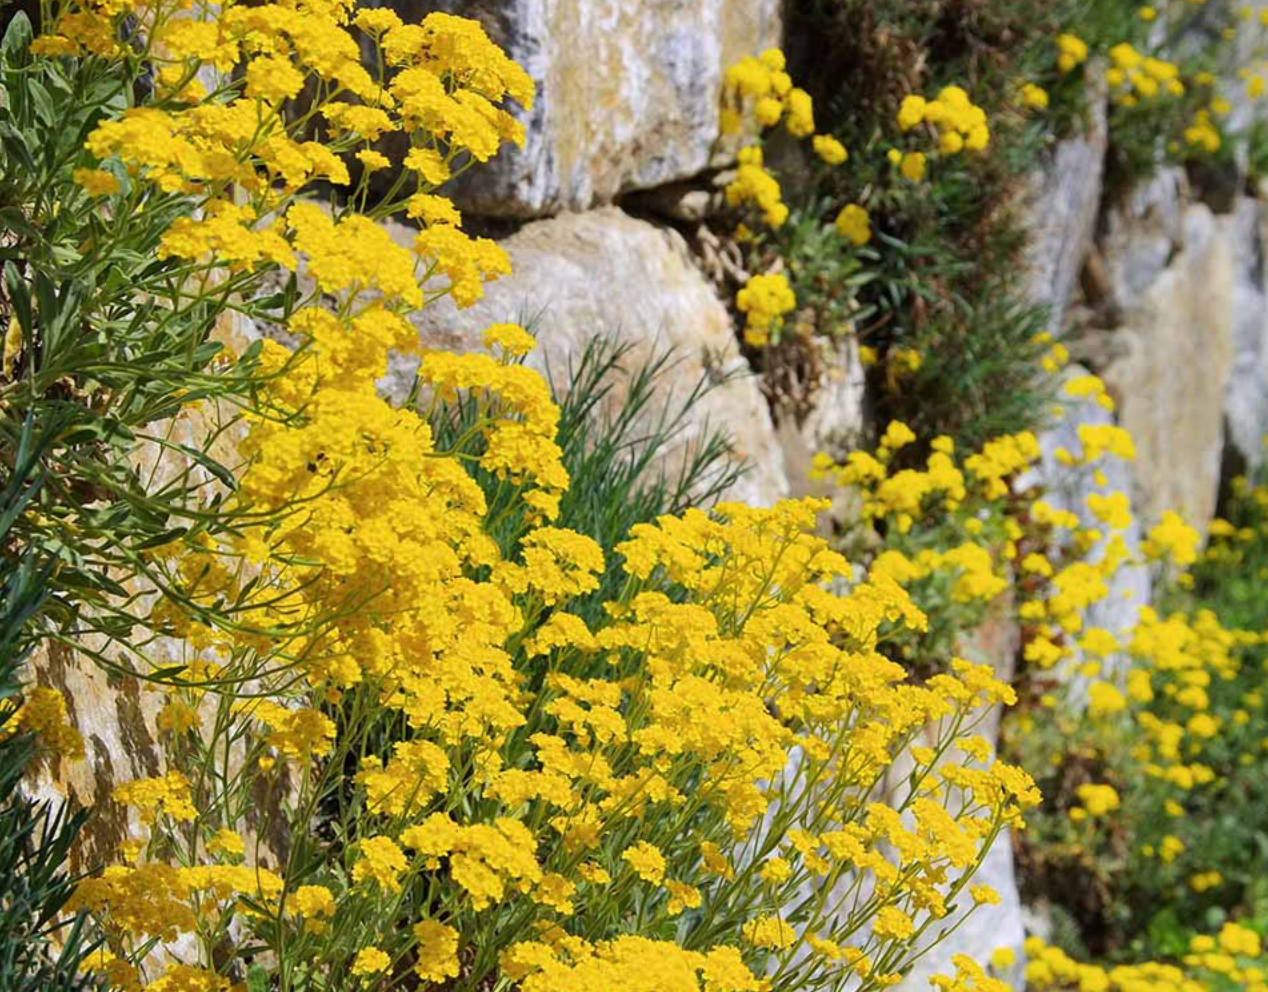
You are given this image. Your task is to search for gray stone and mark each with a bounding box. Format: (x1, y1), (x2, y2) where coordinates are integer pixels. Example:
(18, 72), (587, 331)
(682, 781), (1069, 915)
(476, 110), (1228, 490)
(624, 180), (722, 222)
(1102, 203), (1236, 535)
(401, 0), (782, 217)
(1022, 90), (1108, 331)
(1222, 196), (1268, 475)
(1101, 167), (1187, 312)
(395, 206), (790, 506)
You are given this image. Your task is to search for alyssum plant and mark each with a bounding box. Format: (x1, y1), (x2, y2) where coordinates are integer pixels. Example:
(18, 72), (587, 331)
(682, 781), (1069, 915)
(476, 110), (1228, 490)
(5, 2), (1039, 991)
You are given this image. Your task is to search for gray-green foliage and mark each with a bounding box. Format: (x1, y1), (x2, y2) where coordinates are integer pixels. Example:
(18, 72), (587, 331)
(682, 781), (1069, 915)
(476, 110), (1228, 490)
(0, 9), (265, 669)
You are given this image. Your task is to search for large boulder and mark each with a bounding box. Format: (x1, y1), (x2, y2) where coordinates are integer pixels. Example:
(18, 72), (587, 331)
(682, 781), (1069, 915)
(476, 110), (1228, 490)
(1101, 202), (1236, 534)
(397, 206), (790, 506)
(393, 0), (781, 216)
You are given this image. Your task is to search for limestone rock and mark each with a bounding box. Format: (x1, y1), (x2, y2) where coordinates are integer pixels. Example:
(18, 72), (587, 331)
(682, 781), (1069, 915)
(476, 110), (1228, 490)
(1222, 196), (1268, 476)
(1022, 91), (1108, 330)
(398, 206), (789, 506)
(1102, 203), (1236, 535)
(1101, 167), (1187, 312)
(402, 0), (782, 216)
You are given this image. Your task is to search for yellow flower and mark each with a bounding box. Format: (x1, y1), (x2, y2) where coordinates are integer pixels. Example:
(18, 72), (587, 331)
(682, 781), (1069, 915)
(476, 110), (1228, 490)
(897, 94), (928, 130)
(1019, 82), (1049, 110)
(899, 151), (926, 182)
(113, 771), (196, 824)
(742, 915), (797, 949)
(1087, 681), (1127, 717)
(413, 920), (460, 983)
(873, 906), (915, 940)
(13, 686), (84, 758)
(351, 947), (391, 977)
(72, 167), (120, 197)
(206, 829), (244, 859)
(1056, 32), (1089, 73)
(621, 841), (666, 884)
(736, 272), (796, 344)
(352, 836), (409, 892)
(812, 134), (848, 164)
(835, 204), (871, 246)
(483, 322), (536, 358)
(1075, 783), (1120, 816)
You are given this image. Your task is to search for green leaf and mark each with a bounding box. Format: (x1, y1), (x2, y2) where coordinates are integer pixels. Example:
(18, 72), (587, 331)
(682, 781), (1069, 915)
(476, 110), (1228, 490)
(134, 527), (189, 550)
(3, 261), (32, 338)
(26, 78), (53, 127)
(246, 964), (270, 992)
(0, 12), (32, 65)
(0, 122), (34, 176)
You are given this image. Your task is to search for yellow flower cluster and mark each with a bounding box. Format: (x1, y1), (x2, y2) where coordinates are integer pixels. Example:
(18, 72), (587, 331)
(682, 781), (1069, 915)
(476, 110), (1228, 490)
(1106, 43), (1184, 105)
(721, 47), (814, 139)
(1071, 782), (1120, 818)
(897, 86), (991, 154)
(736, 272), (796, 345)
(1025, 919), (1268, 992)
(49, 14), (1043, 984)
(724, 145), (788, 228)
(1184, 109), (1222, 152)
(835, 203), (872, 245)
(9, 685), (85, 758)
(1019, 82), (1051, 111)
(1056, 33), (1090, 73)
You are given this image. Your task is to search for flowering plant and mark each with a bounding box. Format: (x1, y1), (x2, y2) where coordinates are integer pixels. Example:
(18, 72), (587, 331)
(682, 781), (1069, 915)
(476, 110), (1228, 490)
(0, 3), (1047, 992)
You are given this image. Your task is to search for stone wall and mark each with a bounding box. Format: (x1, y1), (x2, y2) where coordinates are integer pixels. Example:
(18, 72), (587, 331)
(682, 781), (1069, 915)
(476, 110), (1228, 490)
(383, 0), (781, 217)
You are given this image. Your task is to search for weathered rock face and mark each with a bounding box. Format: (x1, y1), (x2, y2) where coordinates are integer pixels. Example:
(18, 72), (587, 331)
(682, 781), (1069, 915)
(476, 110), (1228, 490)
(1022, 92), (1108, 331)
(1101, 202), (1236, 534)
(1223, 195), (1268, 476)
(396, 206), (789, 506)
(401, 0), (781, 216)
(1100, 167), (1188, 312)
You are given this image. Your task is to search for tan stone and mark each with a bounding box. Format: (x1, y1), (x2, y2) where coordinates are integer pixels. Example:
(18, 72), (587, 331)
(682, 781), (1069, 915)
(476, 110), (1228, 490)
(1102, 203), (1236, 535)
